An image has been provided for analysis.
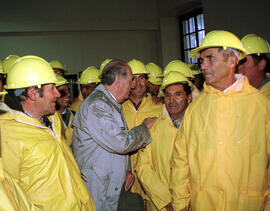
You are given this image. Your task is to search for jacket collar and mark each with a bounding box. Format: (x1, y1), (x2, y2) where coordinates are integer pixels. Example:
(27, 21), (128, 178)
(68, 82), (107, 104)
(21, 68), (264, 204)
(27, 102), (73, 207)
(96, 84), (122, 112)
(203, 74), (250, 95)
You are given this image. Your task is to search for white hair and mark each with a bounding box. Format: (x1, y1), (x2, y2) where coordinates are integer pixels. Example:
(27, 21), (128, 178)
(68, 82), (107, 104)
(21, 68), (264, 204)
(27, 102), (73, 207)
(227, 47), (240, 59)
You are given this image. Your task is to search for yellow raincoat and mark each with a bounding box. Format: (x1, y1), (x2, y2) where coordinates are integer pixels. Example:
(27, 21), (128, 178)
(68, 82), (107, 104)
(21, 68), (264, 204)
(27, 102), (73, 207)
(170, 75), (270, 211)
(57, 108), (74, 146)
(122, 95), (163, 201)
(70, 91), (84, 113)
(136, 105), (178, 211)
(259, 81), (270, 99)
(0, 103), (96, 211)
(0, 157), (37, 211)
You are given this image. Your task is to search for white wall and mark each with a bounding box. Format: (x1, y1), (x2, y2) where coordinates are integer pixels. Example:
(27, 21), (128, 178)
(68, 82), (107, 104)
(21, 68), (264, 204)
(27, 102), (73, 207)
(0, 0), (161, 74)
(0, 30), (159, 74)
(159, 17), (181, 67)
(1, 0), (268, 75)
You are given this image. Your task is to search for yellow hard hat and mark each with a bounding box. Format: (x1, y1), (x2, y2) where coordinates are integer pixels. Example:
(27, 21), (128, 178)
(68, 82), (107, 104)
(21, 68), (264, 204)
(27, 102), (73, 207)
(55, 74), (69, 87)
(99, 58), (112, 73)
(187, 63), (201, 75)
(128, 59), (149, 75)
(163, 60), (194, 78)
(190, 30), (247, 60)
(160, 71), (191, 94)
(2, 55), (20, 73)
(49, 60), (67, 72)
(146, 62), (163, 85)
(5, 55), (58, 89)
(241, 34), (270, 56)
(77, 66), (101, 84)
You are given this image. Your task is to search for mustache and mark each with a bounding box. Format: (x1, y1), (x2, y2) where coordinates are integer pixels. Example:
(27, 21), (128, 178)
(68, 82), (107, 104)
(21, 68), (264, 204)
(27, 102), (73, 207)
(168, 102), (178, 107)
(132, 84), (144, 90)
(202, 69), (213, 75)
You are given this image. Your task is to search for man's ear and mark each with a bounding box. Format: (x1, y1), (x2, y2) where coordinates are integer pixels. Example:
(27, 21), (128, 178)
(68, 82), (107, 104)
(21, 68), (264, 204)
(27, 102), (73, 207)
(258, 59), (267, 72)
(26, 87), (40, 101)
(187, 94), (192, 104)
(114, 76), (121, 88)
(229, 54), (238, 68)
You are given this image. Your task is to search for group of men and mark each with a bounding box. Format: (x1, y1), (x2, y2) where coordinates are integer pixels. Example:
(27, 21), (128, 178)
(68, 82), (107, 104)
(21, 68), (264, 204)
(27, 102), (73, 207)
(0, 29), (270, 211)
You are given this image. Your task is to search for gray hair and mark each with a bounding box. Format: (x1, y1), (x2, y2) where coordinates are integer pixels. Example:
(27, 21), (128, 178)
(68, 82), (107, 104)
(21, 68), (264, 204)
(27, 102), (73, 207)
(101, 60), (130, 85)
(15, 86), (44, 102)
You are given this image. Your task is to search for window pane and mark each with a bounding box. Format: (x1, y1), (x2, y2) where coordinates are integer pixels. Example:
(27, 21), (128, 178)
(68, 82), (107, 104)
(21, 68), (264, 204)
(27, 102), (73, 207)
(182, 20), (189, 35)
(183, 35), (190, 49)
(198, 30), (205, 45)
(197, 14), (204, 30)
(189, 17), (195, 33)
(192, 58), (198, 63)
(190, 33), (197, 48)
(185, 50), (192, 63)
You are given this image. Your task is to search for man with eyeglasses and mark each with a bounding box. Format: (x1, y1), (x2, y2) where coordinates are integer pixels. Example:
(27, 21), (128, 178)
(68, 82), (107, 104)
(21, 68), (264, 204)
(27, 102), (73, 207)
(237, 34), (270, 99)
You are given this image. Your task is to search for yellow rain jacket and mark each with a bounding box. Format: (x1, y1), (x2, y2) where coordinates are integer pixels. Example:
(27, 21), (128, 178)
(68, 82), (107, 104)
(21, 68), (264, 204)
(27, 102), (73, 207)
(259, 80), (270, 100)
(136, 105), (178, 211)
(57, 108), (74, 146)
(170, 75), (270, 211)
(122, 94), (163, 200)
(0, 103), (96, 211)
(70, 91), (84, 113)
(0, 156), (37, 211)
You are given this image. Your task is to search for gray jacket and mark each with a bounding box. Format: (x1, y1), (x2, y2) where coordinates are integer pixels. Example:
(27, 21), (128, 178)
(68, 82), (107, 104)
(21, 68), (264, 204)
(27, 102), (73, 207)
(71, 84), (151, 211)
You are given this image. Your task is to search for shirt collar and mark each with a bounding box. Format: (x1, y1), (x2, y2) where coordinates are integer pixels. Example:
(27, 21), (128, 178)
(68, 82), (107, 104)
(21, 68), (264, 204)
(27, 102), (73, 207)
(257, 76), (270, 90)
(96, 84), (122, 111)
(170, 116), (183, 129)
(223, 75), (240, 93)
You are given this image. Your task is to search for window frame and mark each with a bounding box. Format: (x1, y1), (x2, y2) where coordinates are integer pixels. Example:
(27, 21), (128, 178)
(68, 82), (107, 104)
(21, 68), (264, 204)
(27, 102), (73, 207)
(179, 8), (204, 64)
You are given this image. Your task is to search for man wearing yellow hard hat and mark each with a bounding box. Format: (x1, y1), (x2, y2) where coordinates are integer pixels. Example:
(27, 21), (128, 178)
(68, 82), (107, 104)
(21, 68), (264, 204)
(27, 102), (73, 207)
(70, 66), (101, 113)
(55, 74), (74, 146)
(49, 59), (67, 76)
(238, 34), (270, 99)
(163, 60), (201, 100)
(170, 30), (270, 211)
(122, 59), (163, 209)
(0, 91), (37, 211)
(146, 62), (163, 103)
(136, 71), (192, 211)
(0, 55), (96, 210)
(0, 55), (20, 101)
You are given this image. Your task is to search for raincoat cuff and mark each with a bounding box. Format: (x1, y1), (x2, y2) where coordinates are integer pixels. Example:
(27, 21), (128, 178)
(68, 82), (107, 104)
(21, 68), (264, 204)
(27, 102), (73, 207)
(139, 123), (151, 143)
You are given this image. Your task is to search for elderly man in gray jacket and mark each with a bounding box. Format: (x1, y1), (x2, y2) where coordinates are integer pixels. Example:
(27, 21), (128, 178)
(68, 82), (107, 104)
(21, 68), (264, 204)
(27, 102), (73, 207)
(71, 60), (156, 211)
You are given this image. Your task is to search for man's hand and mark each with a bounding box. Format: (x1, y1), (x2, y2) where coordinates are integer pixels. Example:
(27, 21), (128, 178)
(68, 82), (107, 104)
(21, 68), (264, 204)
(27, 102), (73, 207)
(142, 117), (157, 129)
(124, 171), (135, 191)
